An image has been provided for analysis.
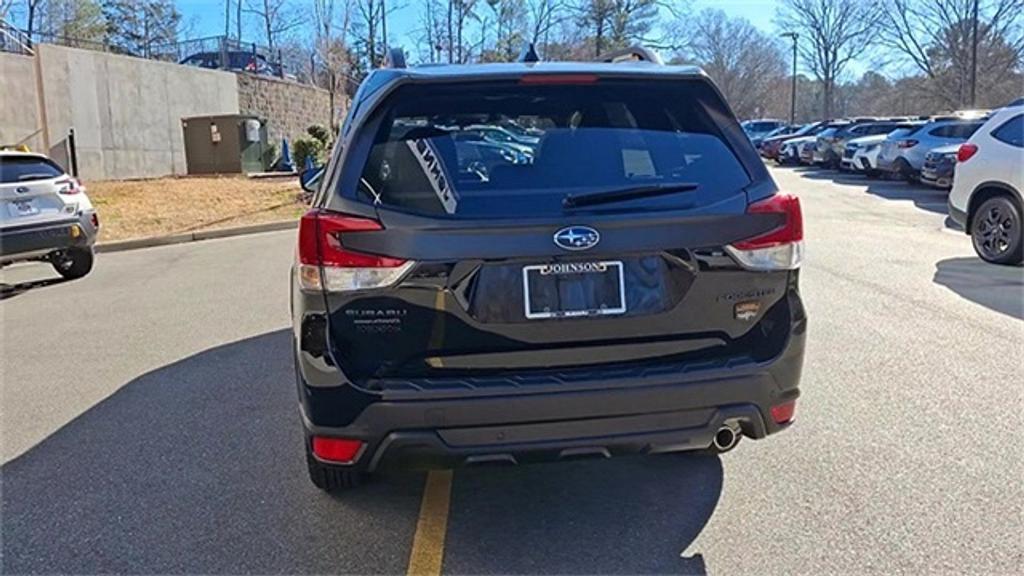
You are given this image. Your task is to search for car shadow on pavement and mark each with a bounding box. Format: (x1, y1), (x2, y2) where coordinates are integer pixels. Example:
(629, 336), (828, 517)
(1, 329), (726, 575)
(443, 454), (722, 575)
(0, 330), (426, 575)
(0, 276), (68, 301)
(862, 181), (950, 216)
(934, 257), (1024, 320)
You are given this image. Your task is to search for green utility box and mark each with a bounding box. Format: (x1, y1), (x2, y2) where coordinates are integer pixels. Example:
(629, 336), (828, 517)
(182, 114), (269, 174)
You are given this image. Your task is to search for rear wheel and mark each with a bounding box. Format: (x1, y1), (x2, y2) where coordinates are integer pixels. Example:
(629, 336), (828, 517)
(51, 247), (94, 279)
(971, 195), (1023, 265)
(305, 445), (362, 493)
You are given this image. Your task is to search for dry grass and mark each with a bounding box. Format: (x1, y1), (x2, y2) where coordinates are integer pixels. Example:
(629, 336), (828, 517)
(86, 175), (307, 242)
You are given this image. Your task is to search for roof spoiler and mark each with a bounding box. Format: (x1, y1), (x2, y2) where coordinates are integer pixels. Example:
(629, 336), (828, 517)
(600, 46), (663, 65)
(384, 47), (407, 69)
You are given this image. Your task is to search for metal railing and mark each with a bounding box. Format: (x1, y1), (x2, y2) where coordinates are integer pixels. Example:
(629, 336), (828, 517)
(0, 19), (33, 55)
(0, 25), (287, 80)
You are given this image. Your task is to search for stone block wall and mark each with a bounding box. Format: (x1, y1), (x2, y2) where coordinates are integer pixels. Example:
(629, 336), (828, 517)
(236, 74), (336, 147)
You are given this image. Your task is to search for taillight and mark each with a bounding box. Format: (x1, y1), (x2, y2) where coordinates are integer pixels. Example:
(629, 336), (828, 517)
(91, 212), (99, 228)
(770, 400), (796, 424)
(897, 139), (918, 149)
(311, 436), (364, 464)
(957, 143), (978, 162)
(297, 209), (413, 292)
(726, 193), (804, 271)
(56, 178), (82, 195)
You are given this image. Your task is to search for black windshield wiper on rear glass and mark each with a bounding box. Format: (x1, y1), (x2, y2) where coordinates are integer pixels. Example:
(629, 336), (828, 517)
(562, 183), (699, 209)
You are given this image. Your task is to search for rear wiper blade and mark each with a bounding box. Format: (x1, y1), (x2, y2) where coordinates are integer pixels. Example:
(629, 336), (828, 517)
(562, 183), (699, 209)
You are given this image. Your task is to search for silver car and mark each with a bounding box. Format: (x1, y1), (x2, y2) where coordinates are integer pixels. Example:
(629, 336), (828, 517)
(0, 151), (98, 279)
(877, 119), (985, 180)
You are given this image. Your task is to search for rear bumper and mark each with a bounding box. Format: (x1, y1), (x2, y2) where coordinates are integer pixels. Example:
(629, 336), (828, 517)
(299, 333), (805, 472)
(0, 213), (97, 261)
(921, 167), (954, 189)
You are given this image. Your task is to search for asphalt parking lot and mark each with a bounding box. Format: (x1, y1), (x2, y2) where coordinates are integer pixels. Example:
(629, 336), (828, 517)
(2, 165), (1022, 575)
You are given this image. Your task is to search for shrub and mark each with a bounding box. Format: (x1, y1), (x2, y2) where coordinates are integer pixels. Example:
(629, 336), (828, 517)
(262, 141), (278, 170)
(293, 137), (326, 169)
(307, 125), (331, 146)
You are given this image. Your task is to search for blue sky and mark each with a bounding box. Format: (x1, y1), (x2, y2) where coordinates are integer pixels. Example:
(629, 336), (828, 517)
(177, 0), (782, 51)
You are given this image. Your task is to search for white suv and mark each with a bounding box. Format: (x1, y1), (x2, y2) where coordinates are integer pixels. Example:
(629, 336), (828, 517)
(949, 102), (1024, 265)
(0, 151), (99, 279)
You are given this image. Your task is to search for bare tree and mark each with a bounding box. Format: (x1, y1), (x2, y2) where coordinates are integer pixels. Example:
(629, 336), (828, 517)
(245, 0), (304, 51)
(482, 0), (526, 60)
(775, 0), (880, 120)
(878, 0), (1024, 108)
(678, 9), (788, 119)
(1, 0), (19, 21)
(576, 0), (660, 57)
(526, 0), (568, 56)
(311, 0), (355, 102)
(416, 0), (447, 61)
(23, 0), (45, 42)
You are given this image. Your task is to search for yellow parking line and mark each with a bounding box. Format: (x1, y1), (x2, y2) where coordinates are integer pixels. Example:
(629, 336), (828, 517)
(406, 469), (454, 576)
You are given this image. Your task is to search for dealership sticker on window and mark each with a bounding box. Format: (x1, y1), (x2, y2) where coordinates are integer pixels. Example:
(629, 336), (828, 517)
(406, 139), (459, 214)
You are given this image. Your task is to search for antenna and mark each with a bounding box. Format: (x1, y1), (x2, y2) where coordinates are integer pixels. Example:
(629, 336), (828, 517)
(385, 47), (406, 69)
(518, 43), (540, 63)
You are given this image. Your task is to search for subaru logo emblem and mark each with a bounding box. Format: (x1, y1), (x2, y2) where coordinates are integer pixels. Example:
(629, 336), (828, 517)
(553, 226), (600, 251)
(15, 186), (29, 194)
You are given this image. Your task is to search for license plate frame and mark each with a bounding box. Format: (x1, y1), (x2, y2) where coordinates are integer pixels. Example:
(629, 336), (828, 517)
(522, 260), (627, 320)
(10, 199), (38, 217)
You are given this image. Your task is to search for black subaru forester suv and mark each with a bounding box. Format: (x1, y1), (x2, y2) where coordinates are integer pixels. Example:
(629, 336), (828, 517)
(292, 51), (806, 492)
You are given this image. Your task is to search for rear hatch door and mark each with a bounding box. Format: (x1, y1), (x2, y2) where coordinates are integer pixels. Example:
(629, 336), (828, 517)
(0, 156), (73, 229)
(318, 77), (795, 387)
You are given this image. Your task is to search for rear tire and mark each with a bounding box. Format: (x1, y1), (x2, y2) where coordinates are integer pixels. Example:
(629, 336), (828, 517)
(51, 247), (94, 279)
(306, 446), (362, 493)
(971, 195), (1023, 265)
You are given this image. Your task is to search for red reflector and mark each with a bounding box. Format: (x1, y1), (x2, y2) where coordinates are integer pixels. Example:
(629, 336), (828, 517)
(957, 143), (978, 162)
(519, 74), (599, 85)
(311, 437), (364, 463)
(771, 401), (796, 424)
(732, 193), (804, 250)
(298, 209), (406, 268)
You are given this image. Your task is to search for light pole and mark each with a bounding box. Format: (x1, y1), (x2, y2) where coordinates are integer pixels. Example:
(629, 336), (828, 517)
(969, 0), (979, 107)
(780, 32), (799, 125)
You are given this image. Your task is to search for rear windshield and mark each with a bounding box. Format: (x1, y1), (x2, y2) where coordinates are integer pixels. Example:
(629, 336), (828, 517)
(889, 125), (925, 138)
(0, 156), (65, 184)
(743, 121), (780, 132)
(352, 80), (751, 217)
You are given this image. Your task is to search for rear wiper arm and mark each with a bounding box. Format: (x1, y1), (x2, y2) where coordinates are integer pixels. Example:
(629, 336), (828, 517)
(562, 183), (699, 209)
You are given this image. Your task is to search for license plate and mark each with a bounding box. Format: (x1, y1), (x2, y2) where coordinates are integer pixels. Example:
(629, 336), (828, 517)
(9, 200), (38, 217)
(522, 261), (626, 320)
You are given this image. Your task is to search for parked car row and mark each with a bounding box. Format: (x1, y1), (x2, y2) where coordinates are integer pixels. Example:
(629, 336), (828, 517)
(753, 104), (1023, 266)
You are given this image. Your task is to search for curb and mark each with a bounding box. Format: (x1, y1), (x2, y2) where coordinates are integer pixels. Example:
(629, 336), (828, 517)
(95, 219), (298, 253)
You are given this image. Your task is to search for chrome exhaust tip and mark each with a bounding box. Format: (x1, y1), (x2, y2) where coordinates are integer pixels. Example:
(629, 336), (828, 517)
(712, 425), (741, 453)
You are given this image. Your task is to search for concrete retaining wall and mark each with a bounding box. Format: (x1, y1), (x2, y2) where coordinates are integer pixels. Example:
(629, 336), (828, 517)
(0, 52), (43, 151)
(1, 44), (339, 180)
(237, 73), (333, 146)
(36, 44), (239, 180)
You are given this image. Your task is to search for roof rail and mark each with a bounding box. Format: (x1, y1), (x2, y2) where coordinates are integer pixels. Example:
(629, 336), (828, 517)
(600, 46), (663, 65)
(384, 47), (406, 69)
(518, 43), (540, 63)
